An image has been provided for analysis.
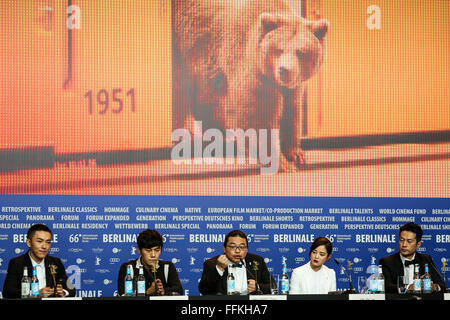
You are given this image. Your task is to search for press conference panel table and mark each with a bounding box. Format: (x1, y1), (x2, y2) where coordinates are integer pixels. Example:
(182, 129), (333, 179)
(35, 292), (449, 300)
(2, 293), (449, 302)
(2, 293), (448, 318)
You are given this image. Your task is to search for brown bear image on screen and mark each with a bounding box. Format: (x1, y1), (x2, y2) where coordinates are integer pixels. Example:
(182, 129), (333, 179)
(172, 0), (329, 172)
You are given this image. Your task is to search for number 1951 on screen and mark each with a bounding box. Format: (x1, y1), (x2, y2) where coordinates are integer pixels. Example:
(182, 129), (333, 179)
(84, 88), (135, 115)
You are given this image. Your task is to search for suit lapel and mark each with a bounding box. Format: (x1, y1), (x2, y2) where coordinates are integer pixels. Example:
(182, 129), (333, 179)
(44, 258), (52, 287)
(243, 258), (251, 279)
(24, 252), (34, 277)
(394, 252), (405, 276)
(245, 256), (257, 280)
(45, 256), (60, 287)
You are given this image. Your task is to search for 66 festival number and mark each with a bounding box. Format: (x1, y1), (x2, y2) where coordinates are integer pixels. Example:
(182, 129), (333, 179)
(84, 88), (135, 115)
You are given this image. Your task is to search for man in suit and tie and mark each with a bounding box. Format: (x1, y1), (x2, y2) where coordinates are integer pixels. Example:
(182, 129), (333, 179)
(199, 230), (273, 295)
(2, 224), (76, 298)
(379, 222), (446, 293)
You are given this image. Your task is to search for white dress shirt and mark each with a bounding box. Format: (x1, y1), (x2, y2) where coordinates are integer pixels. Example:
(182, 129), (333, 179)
(29, 254), (46, 290)
(289, 262), (336, 294)
(400, 253), (416, 285)
(29, 253), (69, 296)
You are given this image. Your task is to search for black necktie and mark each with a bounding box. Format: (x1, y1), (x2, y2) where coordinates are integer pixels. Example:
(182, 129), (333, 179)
(404, 259), (416, 267)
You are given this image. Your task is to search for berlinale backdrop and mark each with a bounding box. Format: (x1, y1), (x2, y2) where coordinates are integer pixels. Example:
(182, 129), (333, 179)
(0, 0), (449, 297)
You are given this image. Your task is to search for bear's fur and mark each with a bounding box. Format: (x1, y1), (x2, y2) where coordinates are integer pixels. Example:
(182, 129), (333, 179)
(172, 0), (329, 171)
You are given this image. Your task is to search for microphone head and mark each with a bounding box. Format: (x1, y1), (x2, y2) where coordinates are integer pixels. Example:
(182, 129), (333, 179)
(334, 258), (340, 265)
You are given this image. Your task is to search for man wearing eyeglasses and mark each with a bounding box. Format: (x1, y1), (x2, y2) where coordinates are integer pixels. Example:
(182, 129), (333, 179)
(198, 230), (273, 295)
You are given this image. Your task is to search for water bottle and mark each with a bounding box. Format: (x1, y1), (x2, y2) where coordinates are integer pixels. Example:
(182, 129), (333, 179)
(377, 265), (385, 293)
(227, 271), (236, 295)
(137, 266), (146, 296)
(423, 264), (432, 293)
(281, 264), (289, 295)
(413, 264), (421, 293)
(369, 266), (378, 293)
(21, 266), (30, 298)
(124, 265), (134, 296)
(30, 266), (40, 298)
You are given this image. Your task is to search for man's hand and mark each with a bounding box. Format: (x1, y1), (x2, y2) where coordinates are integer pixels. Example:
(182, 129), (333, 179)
(55, 284), (66, 297)
(247, 279), (257, 293)
(40, 287), (55, 298)
(407, 279), (439, 292)
(147, 279), (165, 295)
(40, 284), (66, 298)
(216, 254), (229, 272)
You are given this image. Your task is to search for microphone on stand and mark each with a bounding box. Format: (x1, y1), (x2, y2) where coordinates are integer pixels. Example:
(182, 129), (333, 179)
(240, 259), (263, 295)
(334, 258), (355, 294)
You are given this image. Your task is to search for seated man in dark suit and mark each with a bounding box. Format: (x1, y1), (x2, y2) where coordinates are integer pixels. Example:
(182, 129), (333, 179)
(3, 224), (76, 298)
(199, 229), (273, 295)
(117, 229), (183, 296)
(380, 222), (446, 293)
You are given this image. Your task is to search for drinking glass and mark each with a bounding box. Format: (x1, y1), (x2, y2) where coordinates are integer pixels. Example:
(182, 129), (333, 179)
(270, 274), (279, 295)
(397, 276), (407, 294)
(357, 276), (368, 294)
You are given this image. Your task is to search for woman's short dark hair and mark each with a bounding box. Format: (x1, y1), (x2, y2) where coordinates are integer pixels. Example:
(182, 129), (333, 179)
(399, 222), (423, 243)
(309, 237), (333, 257)
(27, 224), (52, 240)
(224, 230), (248, 247)
(137, 229), (164, 249)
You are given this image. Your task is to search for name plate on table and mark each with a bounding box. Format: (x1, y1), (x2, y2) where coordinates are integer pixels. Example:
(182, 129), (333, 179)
(249, 295), (287, 301)
(349, 294), (385, 301)
(150, 296), (189, 301)
(42, 297), (83, 301)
